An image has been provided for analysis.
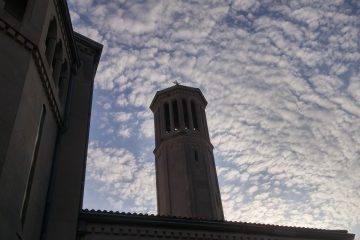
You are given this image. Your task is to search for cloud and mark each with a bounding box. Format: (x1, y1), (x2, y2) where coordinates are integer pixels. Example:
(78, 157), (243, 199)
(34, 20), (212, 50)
(70, 0), (360, 235)
(86, 144), (137, 184)
(117, 126), (132, 138)
(139, 119), (154, 138)
(114, 112), (132, 122)
(85, 143), (156, 212)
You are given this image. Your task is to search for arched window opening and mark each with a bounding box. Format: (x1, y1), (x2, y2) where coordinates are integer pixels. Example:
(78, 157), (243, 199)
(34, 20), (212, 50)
(191, 101), (198, 130)
(4, 0), (28, 20)
(172, 100), (179, 130)
(45, 18), (58, 64)
(194, 149), (199, 162)
(156, 107), (161, 144)
(182, 99), (189, 129)
(52, 41), (63, 85)
(164, 102), (170, 133)
(58, 60), (68, 103)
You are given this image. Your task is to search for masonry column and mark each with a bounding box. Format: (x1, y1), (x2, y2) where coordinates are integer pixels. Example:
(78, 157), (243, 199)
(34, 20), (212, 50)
(187, 99), (194, 130)
(195, 101), (205, 135)
(201, 107), (210, 140)
(177, 98), (185, 130)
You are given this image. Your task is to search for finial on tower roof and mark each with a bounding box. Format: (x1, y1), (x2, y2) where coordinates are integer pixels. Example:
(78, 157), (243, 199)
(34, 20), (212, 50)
(173, 80), (180, 85)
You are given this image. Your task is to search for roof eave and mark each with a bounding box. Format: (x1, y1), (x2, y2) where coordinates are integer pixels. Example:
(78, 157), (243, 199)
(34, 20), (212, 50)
(79, 210), (355, 240)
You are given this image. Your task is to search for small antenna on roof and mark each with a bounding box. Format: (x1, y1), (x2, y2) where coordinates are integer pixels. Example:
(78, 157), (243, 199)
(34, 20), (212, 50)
(173, 80), (180, 85)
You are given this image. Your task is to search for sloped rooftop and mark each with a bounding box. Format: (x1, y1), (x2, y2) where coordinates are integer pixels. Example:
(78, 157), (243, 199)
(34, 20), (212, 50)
(79, 209), (354, 240)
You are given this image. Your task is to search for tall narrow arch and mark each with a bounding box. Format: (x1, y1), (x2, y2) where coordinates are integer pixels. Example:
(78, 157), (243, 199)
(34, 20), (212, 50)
(164, 102), (170, 132)
(59, 60), (68, 102)
(45, 18), (58, 64)
(52, 41), (63, 85)
(190, 100), (198, 130)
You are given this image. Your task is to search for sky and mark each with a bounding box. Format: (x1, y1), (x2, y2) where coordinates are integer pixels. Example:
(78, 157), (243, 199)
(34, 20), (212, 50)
(67, 0), (360, 237)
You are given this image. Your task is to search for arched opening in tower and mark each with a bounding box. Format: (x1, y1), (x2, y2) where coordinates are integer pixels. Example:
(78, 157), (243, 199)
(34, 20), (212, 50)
(164, 102), (170, 132)
(172, 100), (179, 130)
(191, 101), (198, 130)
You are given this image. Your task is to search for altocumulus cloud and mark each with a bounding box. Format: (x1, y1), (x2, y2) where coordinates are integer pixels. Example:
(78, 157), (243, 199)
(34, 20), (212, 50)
(68, 0), (360, 237)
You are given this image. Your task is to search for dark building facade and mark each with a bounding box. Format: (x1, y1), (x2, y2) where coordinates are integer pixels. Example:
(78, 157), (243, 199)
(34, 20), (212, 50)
(0, 1), (356, 240)
(0, 0), (102, 239)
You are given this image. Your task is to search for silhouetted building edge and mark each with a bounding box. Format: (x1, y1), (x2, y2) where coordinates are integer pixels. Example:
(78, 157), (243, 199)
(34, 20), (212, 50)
(0, 0), (102, 239)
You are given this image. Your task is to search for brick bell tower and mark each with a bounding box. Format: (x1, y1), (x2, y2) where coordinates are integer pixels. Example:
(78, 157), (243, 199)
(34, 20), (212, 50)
(150, 84), (224, 220)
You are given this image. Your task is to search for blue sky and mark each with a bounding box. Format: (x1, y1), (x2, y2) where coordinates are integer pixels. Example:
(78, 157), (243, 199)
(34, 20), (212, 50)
(68, 0), (360, 237)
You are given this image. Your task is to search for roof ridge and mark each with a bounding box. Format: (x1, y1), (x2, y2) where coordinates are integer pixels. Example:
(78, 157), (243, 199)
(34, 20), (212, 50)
(80, 209), (348, 233)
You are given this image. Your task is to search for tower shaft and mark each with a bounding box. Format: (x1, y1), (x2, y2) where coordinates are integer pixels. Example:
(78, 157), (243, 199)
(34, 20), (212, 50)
(150, 85), (224, 220)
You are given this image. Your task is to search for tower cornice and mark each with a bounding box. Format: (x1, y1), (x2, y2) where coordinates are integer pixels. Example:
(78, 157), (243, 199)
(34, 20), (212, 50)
(153, 134), (214, 154)
(150, 85), (207, 112)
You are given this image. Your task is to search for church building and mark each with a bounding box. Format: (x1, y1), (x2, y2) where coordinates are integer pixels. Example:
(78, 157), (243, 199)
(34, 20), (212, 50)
(0, 0), (102, 239)
(0, 1), (355, 240)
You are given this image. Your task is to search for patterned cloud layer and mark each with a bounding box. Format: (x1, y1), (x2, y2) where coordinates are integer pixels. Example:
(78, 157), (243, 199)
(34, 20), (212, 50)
(68, 0), (360, 237)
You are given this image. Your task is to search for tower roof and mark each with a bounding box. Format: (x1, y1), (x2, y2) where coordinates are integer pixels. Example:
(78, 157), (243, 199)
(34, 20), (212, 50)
(150, 84), (207, 111)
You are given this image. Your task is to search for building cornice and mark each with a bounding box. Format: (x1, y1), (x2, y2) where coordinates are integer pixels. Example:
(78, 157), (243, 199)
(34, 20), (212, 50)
(150, 85), (208, 111)
(73, 32), (103, 71)
(53, 0), (79, 66)
(0, 17), (63, 126)
(153, 133), (214, 154)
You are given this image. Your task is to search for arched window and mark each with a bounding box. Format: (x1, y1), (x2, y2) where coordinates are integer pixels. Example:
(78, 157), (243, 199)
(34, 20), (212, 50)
(4, 0), (28, 20)
(45, 18), (58, 64)
(58, 60), (68, 102)
(191, 101), (198, 130)
(182, 99), (189, 129)
(156, 107), (161, 144)
(164, 102), (170, 132)
(194, 149), (199, 162)
(52, 41), (63, 84)
(172, 100), (179, 130)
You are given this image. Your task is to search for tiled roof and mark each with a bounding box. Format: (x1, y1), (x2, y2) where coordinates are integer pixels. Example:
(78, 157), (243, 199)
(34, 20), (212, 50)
(80, 209), (353, 239)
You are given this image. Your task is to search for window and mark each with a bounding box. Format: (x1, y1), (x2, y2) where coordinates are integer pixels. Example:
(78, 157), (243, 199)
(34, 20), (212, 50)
(194, 149), (199, 162)
(52, 41), (63, 84)
(156, 107), (160, 144)
(4, 0), (28, 20)
(58, 60), (68, 102)
(172, 100), (179, 130)
(45, 18), (58, 64)
(20, 105), (46, 226)
(182, 99), (189, 129)
(164, 102), (170, 132)
(191, 101), (198, 130)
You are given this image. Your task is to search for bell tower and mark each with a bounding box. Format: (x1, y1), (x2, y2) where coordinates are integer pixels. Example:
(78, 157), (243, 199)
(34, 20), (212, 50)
(150, 84), (224, 220)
